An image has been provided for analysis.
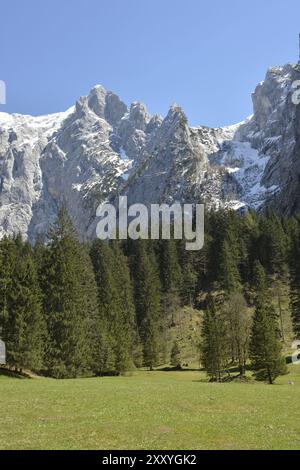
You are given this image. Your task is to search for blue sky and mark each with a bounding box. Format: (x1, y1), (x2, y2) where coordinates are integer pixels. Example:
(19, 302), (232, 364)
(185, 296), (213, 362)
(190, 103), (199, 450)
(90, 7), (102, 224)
(1, 0), (300, 127)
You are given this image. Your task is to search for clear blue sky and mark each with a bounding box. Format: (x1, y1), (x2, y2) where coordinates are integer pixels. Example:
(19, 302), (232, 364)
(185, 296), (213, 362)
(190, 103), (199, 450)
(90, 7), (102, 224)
(1, 0), (300, 127)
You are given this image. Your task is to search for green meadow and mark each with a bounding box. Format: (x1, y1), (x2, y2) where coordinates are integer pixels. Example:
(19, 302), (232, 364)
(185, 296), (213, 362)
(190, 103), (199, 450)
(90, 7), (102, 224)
(0, 365), (299, 450)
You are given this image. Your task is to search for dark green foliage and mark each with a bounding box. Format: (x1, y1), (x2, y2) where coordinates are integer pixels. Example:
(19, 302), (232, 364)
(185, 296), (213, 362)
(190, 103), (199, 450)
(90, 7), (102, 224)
(218, 239), (241, 293)
(250, 263), (287, 384)
(111, 241), (137, 371)
(157, 238), (182, 294)
(130, 241), (161, 370)
(0, 238), (17, 335)
(0, 239), (45, 371)
(252, 260), (267, 292)
(0, 207), (298, 383)
(257, 209), (287, 276)
(40, 208), (96, 378)
(156, 238), (182, 323)
(90, 239), (137, 374)
(207, 211), (241, 293)
(177, 240), (199, 307)
(89, 239), (118, 374)
(289, 222), (300, 338)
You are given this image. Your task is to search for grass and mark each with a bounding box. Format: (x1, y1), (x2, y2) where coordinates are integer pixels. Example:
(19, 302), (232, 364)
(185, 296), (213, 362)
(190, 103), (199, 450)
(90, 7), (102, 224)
(0, 366), (300, 450)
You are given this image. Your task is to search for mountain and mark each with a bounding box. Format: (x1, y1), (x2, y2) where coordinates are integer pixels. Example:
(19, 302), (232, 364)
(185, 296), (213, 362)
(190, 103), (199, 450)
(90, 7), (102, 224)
(1, 62), (300, 241)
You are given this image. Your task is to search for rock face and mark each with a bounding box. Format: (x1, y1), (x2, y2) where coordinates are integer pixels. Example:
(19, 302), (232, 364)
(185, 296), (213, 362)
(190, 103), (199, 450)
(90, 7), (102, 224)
(1, 61), (300, 241)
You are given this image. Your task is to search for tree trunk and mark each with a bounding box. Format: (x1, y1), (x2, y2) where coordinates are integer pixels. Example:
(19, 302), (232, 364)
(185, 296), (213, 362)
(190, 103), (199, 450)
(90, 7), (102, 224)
(267, 366), (273, 385)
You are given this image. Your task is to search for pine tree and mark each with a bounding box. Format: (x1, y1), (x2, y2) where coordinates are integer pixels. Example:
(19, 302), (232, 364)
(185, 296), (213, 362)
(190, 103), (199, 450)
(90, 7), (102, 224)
(252, 260), (267, 292)
(207, 211), (227, 286)
(289, 222), (300, 338)
(177, 242), (198, 307)
(41, 208), (95, 378)
(158, 238), (182, 294)
(90, 239), (137, 374)
(170, 341), (181, 369)
(252, 260), (280, 330)
(131, 241), (161, 370)
(250, 263), (287, 384)
(207, 211), (241, 293)
(0, 238), (17, 340)
(0, 239), (45, 372)
(111, 241), (137, 371)
(157, 238), (182, 319)
(219, 239), (241, 293)
(257, 210), (287, 276)
(89, 239), (118, 375)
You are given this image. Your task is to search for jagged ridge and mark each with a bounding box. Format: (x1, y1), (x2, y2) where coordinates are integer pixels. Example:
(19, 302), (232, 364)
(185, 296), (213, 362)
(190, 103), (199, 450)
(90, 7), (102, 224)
(1, 62), (300, 241)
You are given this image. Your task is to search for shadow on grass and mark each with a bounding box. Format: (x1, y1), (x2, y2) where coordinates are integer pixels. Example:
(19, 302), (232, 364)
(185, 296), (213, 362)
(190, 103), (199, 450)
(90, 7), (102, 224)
(0, 368), (29, 379)
(157, 366), (202, 372)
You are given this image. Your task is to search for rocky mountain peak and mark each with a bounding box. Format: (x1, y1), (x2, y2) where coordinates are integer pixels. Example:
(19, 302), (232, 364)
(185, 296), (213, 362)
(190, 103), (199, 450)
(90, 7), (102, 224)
(104, 92), (128, 127)
(2, 60), (300, 241)
(86, 84), (107, 117)
(75, 84), (128, 127)
(128, 101), (151, 131)
(167, 103), (188, 122)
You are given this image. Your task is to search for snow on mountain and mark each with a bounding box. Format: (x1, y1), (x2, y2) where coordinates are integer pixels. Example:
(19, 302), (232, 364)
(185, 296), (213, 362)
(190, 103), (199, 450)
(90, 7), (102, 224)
(1, 61), (300, 241)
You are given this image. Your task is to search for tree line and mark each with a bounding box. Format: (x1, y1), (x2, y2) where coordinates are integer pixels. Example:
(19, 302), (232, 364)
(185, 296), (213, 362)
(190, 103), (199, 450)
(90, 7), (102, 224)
(0, 207), (299, 382)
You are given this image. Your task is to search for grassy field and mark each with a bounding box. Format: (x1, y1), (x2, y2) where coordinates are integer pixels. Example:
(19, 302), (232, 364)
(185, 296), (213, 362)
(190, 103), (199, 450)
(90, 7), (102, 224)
(0, 366), (300, 450)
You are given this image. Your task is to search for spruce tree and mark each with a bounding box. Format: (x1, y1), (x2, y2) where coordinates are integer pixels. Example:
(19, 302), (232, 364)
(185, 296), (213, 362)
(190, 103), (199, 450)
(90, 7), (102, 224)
(41, 208), (95, 378)
(257, 210), (287, 276)
(158, 238), (182, 294)
(89, 239), (118, 375)
(177, 241), (198, 307)
(111, 241), (137, 371)
(90, 239), (137, 374)
(219, 239), (241, 293)
(207, 211), (241, 293)
(131, 240), (161, 370)
(289, 223), (300, 338)
(252, 260), (267, 292)
(0, 238), (17, 340)
(157, 238), (182, 318)
(250, 262), (287, 384)
(0, 239), (45, 372)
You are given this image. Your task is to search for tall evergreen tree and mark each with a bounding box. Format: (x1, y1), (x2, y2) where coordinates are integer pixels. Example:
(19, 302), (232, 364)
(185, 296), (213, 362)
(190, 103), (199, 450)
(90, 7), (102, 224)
(157, 238), (182, 318)
(90, 239), (137, 373)
(289, 222), (300, 338)
(158, 238), (182, 294)
(89, 239), (118, 375)
(257, 210), (287, 276)
(177, 241), (198, 307)
(250, 262), (287, 384)
(131, 241), (161, 370)
(207, 211), (241, 293)
(218, 239), (241, 293)
(0, 239), (45, 371)
(0, 238), (17, 339)
(41, 208), (95, 378)
(111, 241), (137, 371)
